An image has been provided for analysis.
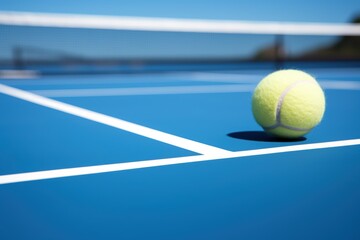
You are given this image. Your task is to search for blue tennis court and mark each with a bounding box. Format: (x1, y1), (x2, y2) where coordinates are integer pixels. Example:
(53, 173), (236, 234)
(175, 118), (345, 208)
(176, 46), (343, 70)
(1, 7), (360, 240)
(1, 66), (360, 239)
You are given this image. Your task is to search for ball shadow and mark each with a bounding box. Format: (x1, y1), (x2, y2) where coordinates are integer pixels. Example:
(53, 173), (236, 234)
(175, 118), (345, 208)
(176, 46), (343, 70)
(227, 131), (307, 142)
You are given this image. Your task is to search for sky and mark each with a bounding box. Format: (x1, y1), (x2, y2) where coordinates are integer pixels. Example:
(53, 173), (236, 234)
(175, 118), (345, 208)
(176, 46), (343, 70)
(0, 0), (359, 63)
(0, 0), (359, 23)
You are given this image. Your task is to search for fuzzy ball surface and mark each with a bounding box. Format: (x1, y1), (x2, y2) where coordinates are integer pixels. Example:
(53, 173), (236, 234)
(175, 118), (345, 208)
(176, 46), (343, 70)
(252, 69), (326, 138)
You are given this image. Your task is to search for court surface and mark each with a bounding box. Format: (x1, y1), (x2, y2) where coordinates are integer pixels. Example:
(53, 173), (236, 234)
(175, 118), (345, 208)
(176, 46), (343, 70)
(1, 67), (360, 239)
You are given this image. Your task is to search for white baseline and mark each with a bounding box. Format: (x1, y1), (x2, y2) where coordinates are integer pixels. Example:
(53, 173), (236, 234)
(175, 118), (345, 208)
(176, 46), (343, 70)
(30, 81), (360, 98)
(31, 84), (255, 97)
(0, 139), (359, 185)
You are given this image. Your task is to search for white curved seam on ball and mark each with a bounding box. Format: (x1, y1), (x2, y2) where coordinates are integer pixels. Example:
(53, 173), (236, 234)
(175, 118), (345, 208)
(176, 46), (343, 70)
(263, 80), (314, 131)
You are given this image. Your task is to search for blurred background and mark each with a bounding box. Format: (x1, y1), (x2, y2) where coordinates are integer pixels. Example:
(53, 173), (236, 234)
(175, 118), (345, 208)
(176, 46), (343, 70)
(0, 0), (360, 75)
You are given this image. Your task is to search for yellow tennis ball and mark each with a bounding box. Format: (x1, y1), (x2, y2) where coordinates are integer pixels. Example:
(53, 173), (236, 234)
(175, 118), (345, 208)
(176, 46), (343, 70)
(252, 69), (325, 139)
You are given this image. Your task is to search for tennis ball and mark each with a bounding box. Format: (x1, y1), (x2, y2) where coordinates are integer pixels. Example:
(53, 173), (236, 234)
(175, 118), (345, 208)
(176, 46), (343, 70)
(252, 69), (325, 139)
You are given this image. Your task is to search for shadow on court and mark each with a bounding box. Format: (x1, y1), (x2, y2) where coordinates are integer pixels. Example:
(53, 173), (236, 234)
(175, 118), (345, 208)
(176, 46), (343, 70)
(227, 131), (307, 142)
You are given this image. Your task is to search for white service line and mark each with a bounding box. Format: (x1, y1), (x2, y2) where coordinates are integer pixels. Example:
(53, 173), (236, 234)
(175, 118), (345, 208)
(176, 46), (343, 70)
(0, 83), (230, 156)
(31, 84), (256, 97)
(2, 72), (195, 86)
(0, 138), (359, 185)
(188, 72), (264, 83)
(0, 78), (179, 86)
(29, 80), (360, 98)
(319, 80), (360, 90)
(189, 73), (360, 87)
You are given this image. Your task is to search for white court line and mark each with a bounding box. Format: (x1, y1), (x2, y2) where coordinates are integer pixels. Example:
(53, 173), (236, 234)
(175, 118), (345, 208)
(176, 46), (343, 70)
(3, 71), (360, 87)
(0, 139), (359, 185)
(0, 83), (230, 156)
(29, 80), (360, 98)
(185, 72), (263, 83)
(188, 72), (360, 85)
(0, 70), (39, 79)
(1, 72), (264, 86)
(0, 78), (178, 86)
(1, 73), (193, 86)
(31, 84), (256, 97)
(319, 80), (360, 90)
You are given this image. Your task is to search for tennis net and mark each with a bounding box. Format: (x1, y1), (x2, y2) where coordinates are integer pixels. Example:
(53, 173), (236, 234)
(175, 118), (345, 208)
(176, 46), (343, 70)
(1, 11), (360, 75)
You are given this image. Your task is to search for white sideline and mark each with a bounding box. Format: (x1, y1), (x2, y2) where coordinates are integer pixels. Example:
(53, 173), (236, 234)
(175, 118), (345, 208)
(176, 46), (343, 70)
(0, 139), (359, 184)
(0, 83), (230, 155)
(1, 11), (360, 36)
